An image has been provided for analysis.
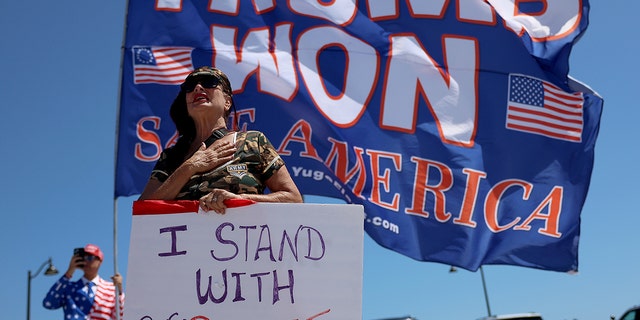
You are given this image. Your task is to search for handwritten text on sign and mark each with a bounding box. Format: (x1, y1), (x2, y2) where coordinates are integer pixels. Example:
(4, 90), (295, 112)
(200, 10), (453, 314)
(125, 202), (364, 320)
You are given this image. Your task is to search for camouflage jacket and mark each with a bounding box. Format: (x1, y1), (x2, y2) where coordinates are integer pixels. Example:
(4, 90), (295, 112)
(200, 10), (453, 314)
(150, 130), (284, 200)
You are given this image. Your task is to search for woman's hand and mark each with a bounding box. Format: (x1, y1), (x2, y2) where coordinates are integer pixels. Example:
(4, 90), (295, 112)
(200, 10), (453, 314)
(187, 141), (236, 174)
(199, 189), (241, 214)
(138, 140), (236, 201)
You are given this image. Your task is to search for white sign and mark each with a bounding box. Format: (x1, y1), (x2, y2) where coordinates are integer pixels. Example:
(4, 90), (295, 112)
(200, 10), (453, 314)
(125, 201), (364, 320)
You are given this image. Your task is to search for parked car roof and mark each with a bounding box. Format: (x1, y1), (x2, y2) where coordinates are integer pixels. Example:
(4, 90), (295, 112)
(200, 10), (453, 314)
(477, 313), (543, 320)
(616, 305), (640, 320)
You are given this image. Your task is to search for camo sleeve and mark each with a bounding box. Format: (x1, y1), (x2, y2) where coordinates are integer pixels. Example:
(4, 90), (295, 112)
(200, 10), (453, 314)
(244, 131), (284, 181)
(149, 152), (169, 182)
(148, 145), (182, 183)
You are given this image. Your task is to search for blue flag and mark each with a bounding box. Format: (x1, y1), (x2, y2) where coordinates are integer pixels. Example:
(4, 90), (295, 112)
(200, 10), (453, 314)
(116, 0), (603, 272)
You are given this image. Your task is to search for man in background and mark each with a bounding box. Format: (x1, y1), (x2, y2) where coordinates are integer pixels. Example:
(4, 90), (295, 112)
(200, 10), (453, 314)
(43, 244), (124, 320)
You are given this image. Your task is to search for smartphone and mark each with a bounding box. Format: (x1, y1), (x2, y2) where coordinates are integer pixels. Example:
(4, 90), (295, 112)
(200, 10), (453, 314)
(73, 247), (86, 257)
(73, 248), (86, 267)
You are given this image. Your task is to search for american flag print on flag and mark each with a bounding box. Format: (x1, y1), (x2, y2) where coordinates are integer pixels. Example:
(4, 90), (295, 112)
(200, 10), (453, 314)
(506, 74), (584, 142)
(132, 46), (194, 85)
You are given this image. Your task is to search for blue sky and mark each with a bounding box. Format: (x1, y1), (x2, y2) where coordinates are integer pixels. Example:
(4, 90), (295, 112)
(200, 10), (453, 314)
(1, 1), (638, 320)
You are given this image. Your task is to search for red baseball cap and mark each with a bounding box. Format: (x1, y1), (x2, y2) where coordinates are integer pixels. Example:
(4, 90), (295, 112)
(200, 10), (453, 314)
(84, 244), (104, 261)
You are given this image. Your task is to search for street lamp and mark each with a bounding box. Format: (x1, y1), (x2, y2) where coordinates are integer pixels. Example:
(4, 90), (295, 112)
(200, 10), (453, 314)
(449, 265), (492, 317)
(27, 257), (59, 320)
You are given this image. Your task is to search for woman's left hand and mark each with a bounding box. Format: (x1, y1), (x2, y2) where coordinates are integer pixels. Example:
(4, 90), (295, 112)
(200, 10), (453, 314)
(199, 189), (241, 214)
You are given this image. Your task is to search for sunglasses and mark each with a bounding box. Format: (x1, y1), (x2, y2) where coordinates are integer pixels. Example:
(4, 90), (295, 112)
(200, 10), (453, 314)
(181, 76), (221, 93)
(85, 255), (98, 261)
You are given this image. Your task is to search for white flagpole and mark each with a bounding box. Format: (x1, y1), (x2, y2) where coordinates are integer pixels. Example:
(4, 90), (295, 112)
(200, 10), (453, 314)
(112, 0), (131, 319)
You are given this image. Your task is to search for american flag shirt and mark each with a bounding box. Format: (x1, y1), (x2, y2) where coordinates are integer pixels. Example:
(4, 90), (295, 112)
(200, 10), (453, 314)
(43, 275), (124, 320)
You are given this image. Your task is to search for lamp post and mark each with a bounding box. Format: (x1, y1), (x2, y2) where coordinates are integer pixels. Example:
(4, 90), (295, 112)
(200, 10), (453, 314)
(27, 258), (59, 320)
(449, 265), (492, 317)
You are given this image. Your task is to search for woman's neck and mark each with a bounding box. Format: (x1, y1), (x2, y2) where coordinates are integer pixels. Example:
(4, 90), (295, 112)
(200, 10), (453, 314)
(192, 119), (227, 144)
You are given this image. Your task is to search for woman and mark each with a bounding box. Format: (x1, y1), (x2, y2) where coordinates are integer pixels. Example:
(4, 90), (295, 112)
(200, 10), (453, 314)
(139, 66), (303, 213)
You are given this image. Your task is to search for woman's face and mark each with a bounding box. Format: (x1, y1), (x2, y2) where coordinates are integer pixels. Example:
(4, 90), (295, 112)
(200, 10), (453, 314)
(185, 79), (230, 119)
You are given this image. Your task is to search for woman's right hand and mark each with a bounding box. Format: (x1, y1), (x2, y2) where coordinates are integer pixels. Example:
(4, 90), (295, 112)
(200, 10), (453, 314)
(187, 140), (236, 174)
(138, 139), (237, 201)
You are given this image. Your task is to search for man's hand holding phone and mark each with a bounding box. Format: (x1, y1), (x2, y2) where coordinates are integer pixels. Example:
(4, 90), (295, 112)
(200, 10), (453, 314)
(65, 248), (86, 278)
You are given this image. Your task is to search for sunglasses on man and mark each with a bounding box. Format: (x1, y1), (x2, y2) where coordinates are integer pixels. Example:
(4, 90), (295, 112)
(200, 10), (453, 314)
(181, 76), (221, 93)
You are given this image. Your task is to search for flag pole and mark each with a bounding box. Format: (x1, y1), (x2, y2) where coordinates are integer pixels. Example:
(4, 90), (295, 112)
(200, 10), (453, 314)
(480, 266), (492, 317)
(112, 0), (131, 319)
(112, 199), (120, 320)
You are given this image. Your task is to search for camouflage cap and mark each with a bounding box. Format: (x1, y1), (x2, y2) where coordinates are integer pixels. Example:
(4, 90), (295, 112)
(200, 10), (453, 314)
(182, 66), (233, 97)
